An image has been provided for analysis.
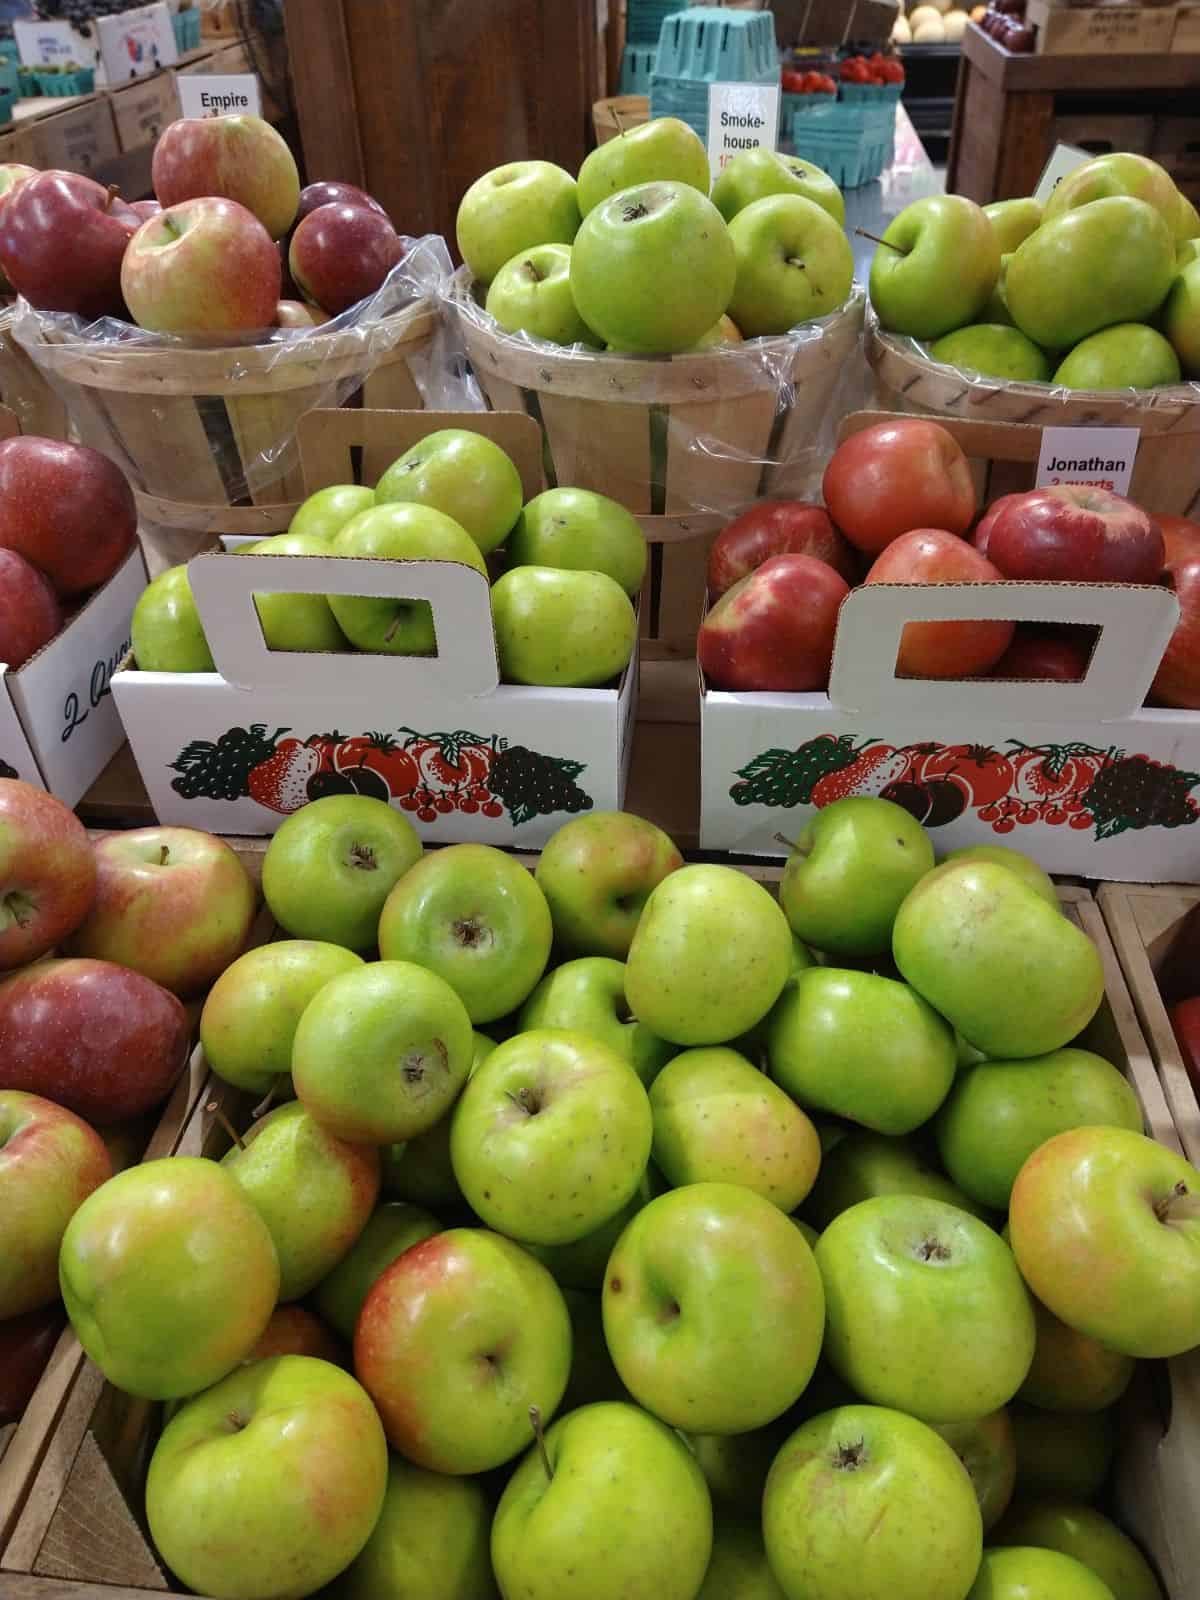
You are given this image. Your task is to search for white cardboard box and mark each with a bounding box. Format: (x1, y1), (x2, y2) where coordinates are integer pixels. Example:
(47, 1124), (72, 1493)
(96, 3), (178, 86)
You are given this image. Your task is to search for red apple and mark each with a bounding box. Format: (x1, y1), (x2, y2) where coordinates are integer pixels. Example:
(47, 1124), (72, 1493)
(986, 486), (1164, 584)
(152, 113), (300, 240)
(707, 501), (858, 598)
(121, 198), (281, 335)
(822, 419), (976, 555)
(0, 170), (140, 319)
(0, 164), (39, 296)
(972, 493), (1025, 561)
(288, 203), (403, 317)
(0, 778), (96, 971)
(698, 552), (851, 692)
(1157, 513), (1200, 570)
(0, 958), (190, 1124)
(296, 180), (389, 225)
(246, 1304), (345, 1365)
(67, 826), (258, 998)
(275, 299), (329, 330)
(990, 627), (1090, 681)
(0, 1302), (67, 1425)
(129, 198), (162, 222)
(865, 528), (1014, 678)
(0, 550), (62, 669)
(1170, 996), (1200, 1097)
(1153, 555), (1200, 708)
(0, 437), (136, 598)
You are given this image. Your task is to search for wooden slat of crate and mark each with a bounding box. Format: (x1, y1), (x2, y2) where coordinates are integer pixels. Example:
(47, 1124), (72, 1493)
(1172, 4), (1200, 46)
(1028, 0), (1178, 50)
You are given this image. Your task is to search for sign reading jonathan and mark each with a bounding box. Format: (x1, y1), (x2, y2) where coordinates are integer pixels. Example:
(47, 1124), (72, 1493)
(1036, 426), (1140, 497)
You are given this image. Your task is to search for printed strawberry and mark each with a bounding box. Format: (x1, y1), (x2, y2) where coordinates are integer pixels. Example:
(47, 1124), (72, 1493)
(247, 737), (321, 814)
(812, 743), (911, 807)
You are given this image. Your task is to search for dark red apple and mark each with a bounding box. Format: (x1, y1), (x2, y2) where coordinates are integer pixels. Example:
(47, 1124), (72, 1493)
(991, 627), (1090, 681)
(0, 778), (96, 972)
(1169, 996), (1200, 1097)
(986, 486), (1164, 584)
(707, 501), (858, 598)
(822, 419), (976, 556)
(0, 550), (62, 669)
(0, 437), (136, 598)
(972, 493), (1025, 560)
(1152, 555), (1200, 709)
(0, 958), (189, 1123)
(1157, 514), (1200, 570)
(697, 552), (850, 692)
(129, 198), (162, 222)
(865, 527), (1013, 678)
(0, 1302), (67, 1424)
(0, 171), (141, 320)
(288, 203), (403, 316)
(296, 180), (389, 225)
(275, 299), (329, 330)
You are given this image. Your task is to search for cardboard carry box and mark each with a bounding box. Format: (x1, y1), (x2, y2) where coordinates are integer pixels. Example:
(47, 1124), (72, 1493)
(112, 411), (638, 845)
(1027, 0), (1178, 49)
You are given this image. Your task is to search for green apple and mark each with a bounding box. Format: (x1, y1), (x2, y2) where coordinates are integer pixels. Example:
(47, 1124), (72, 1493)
(526, 1167), (659, 1290)
(727, 194), (854, 336)
(1019, 1293), (1134, 1413)
(968, 1547), (1117, 1600)
(1179, 238), (1200, 268)
(698, 1517), (788, 1600)
(691, 312), (744, 348)
(649, 1046), (821, 1211)
(816, 1195), (1036, 1423)
(1053, 322), (1181, 389)
(131, 563), (214, 673)
(930, 322), (1051, 381)
(1007, 196), (1175, 350)
(378, 841), (553, 1022)
(980, 252), (1014, 325)
(936, 1047), (1142, 1211)
(1044, 151), (1180, 234)
(603, 1181), (824, 1432)
(869, 194), (1000, 340)
(492, 1402), (713, 1600)
(509, 486), (648, 595)
(570, 180), (737, 354)
(734, 930), (815, 1067)
(804, 1128), (990, 1230)
(200, 940), (363, 1097)
(146, 1355), (387, 1600)
(934, 1410), (1017, 1533)
(994, 1503), (1163, 1600)
(233, 530), (349, 653)
(892, 860), (1104, 1058)
(59, 1157), (279, 1399)
(1178, 190), (1200, 241)
(450, 1028), (652, 1244)
(1010, 1404), (1116, 1502)
(1163, 257), (1200, 377)
(288, 483), (374, 542)
(779, 795), (934, 957)
(534, 809), (683, 959)
(561, 1286), (628, 1408)
(292, 959), (474, 1143)
(314, 1200), (440, 1339)
(713, 147), (844, 227)
(518, 956), (676, 1084)
(577, 116), (710, 216)
(984, 196), (1043, 254)
(381, 1031), (493, 1208)
(491, 565), (637, 687)
(354, 1227), (571, 1472)
(686, 1413), (797, 1516)
(626, 863), (792, 1047)
(375, 428), (523, 557)
(261, 793), (422, 951)
(941, 842), (1056, 905)
(456, 160), (580, 284)
(485, 242), (598, 345)
(764, 1405), (983, 1600)
(767, 968), (956, 1135)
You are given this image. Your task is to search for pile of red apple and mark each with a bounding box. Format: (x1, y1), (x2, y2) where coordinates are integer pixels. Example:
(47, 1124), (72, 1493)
(975, 0), (1035, 53)
(698, 414), (1200, 709)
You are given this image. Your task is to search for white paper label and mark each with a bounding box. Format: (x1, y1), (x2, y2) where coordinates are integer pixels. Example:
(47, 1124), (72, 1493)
(13, 19), (96, 69)
(1035, 426), (1141, 497)
(1033, 143), (1092, 206)
(707, 81), (781, 180)
(178, 73), (263, 118)
(96, 2), (177, 85)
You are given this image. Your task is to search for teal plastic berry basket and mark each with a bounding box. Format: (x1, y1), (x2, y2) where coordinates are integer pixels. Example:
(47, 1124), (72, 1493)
(791, 99), (894, 188)
(654, 6), (778, 83)
(172, 6), (202, 51)
(626, 0), (679, 45)
(35, 67), (94, 96)
(619, 44), (658, 95)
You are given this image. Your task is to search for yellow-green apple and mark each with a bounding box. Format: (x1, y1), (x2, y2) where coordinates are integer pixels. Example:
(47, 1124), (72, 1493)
(726, 194), (853, 335)
(779, 795), (934, 958)
(492, 1401), (713, 1600)
(985, 484), (1164, 584)
(967, 1545), (1116, 1600)
(930, 323), (1051, 381)
(821, 416), (976, 555)
(981, 251), (1015, 324)
(329, 1455), (498, 1600)
(450, 1028), (652, 1243)
(686, 1413), (797, 1516)
(707, 500), (857, 596)
(297, 180), (388, 224)
(0, 958), (189, 1123)
(289, 201), (402, 315)
(1054, 322), (1181, 388)
(649, 1046), (821, 1210)
(355, 1227), (570, 1470)
(526, 1167), (659, 1290)
(234, 531), (350, 652)
(1044, 151), (1180, 234)
(131, 563), (215, 672)
(1007, 197), (1175, 350)
(0, 548), (61, 669)
(491, 564), (637, 686)
(625, 864), (793, 1047)
(0, 1303), (67, 1425)
(603, 1181), (824, 1431)
(292, 959), (473, 1143)
(1010, 1404), (1116, 1502)
(698, 1516), (788, 1600)
(146, 1355), (386, 1600)
(1163, 258), (1200, 377)
(382, 1031), (493, 1207)
(570, 181), (736, 354)
(764, 1405), (983, 1600)
(152, 113), (300, 239)
(869, 194), (1000, 339)
(246, 1304), (344, 1364)
(375, 428), (523, 556)
(984, 196), (1043, 254)
(1178, 191), (1200, 240)
(0, 435), (136, 598)
(0, 1090), (110, 1317)
(121, 198), (282, 334)
(713, 147), (844, 227)
(378, 842), (552, 1022)
(456, 160), (580, 284)
(0, 170), (140, 318)
(804, 1128), (990, 1230)
(484, 241), (598, 344)
(1178, 238), (1200, 267)
(577, 116), (710, 216)
(518, 956), (676, 1084)
(261, 793), (421, 950)
(1010, 1125), (1200, 1357)
(314, 1200), (440, 1339)
(59, 1157), (279, 1398)
(0, 778), (96, 971)
(289, 483), (375, 542)
(768, 968), (956, 1134)
(994, 1503), (1163, 1600)
(67, 826), (256, 997)
(1019, 1293), (1134, 1412)
(561, 1285), (629, 1407)
(866, 528), (1015, 677)
(534, 809), (682, 959)
(934, 1410), (1017, 1533)
(941, 843), (1057, 905)
(509, 485), (648, 595)
(698, 550), (852, 689)
(816, 1195), (1035, 1422)
(732, 929), (812, 1066)
(893, 860), (1104, 1057)
(691, 312), (744, 348)
(936, 1047), (1142, 1211)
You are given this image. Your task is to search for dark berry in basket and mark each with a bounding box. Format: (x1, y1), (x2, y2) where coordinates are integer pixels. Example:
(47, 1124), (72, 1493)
(169, 724), (285, 802)
(488, 745), (592, 827)
(879, 780), (934, 824)
(307, 771), (358, 802)
(924, 779), (968, 828)
(730, 734), (862, 808)
(1082, 754), (1200, 841)
(345, 767), (390, 802)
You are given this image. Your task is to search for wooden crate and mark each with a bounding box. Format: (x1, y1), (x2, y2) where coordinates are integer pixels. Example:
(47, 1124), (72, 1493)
(1174, 5), (1200, 47)
(1028, 0), (1179, 50)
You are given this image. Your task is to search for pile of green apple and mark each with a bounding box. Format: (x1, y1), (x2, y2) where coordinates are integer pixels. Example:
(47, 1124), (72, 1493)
(871, 152), (1200, 388)
(130, 429), (645, 690)
(457, 122), (856, 352)
(51, 787), (1194, 1600)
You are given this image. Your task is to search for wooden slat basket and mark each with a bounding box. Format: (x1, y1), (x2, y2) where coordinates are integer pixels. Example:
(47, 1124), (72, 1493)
(0, 306), (67, 440)
(592, 94), (650, 144)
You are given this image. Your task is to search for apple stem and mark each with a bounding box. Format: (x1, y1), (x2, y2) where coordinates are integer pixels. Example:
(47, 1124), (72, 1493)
(855, 227), (903, 253)
(159, 844), (170, 866)
(383, 614), (402, 645)
(206, 1099), (246, 1151)
(522, 260), (545, 285)
(251, 1076), (285, 1120)
(529, 1405), (553, 1482)
(774, 832), (809, 856)
(1154, 1179), (1198, 1222)
(103, 183), (119, 214)
(786, 258), (806, 271)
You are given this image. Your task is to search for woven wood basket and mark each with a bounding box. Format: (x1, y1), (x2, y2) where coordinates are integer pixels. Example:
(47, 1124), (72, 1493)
(0, 305), (66, 439)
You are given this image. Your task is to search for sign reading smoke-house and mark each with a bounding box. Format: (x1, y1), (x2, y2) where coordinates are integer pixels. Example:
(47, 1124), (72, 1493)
(706, 82), (781, 181)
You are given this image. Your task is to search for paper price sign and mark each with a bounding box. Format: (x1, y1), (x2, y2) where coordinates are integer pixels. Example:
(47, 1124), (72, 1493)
(1035, 426), (1140, 497)
(707, 82), (781, 180)
(178, 73), (263, 119)
(1032, 143), (1092, 206)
